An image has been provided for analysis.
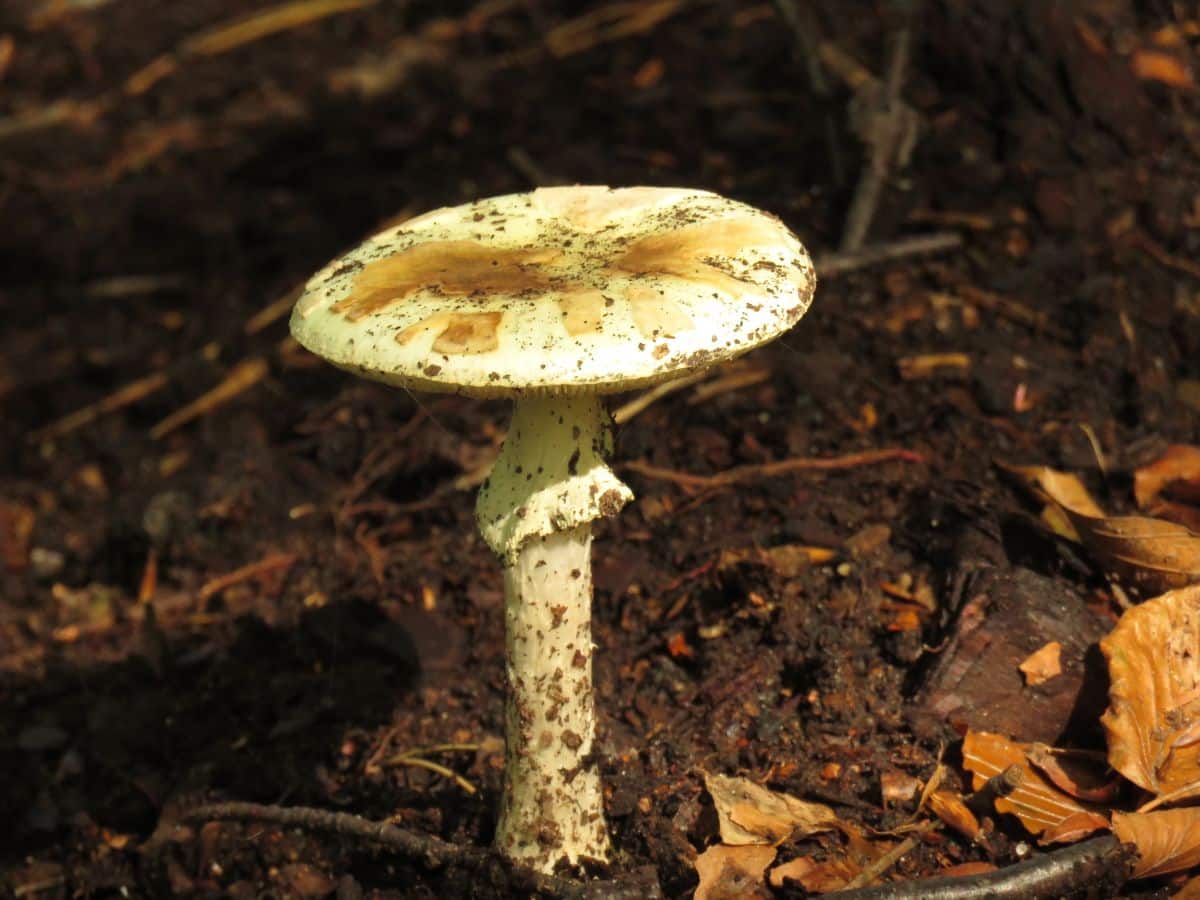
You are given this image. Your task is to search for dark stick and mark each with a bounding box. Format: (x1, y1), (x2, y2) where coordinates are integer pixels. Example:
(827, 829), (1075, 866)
(840, 2), (917, 251)
(826, 835), (1135, 900)
(173, 802), (661, 899)
(814, 231), (962, 277)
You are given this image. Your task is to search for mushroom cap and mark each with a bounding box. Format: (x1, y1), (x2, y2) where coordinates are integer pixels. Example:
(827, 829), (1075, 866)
(290, 185), (815, 398)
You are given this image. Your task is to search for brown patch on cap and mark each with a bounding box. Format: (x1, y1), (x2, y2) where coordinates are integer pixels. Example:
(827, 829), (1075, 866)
(333, 240), (563, 320)
(609, 216), (789, 298)
(535, 185), (675, 231)
(557, 289), (606, 336)
(628, 285), (693, 339)
(396, 311), (504, 354)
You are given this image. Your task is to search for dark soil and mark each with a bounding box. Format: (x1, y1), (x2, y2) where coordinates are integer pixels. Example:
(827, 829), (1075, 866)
(2, 0), (1198, 897)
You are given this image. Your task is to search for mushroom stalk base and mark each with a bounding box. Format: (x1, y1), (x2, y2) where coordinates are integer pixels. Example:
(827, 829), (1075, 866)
(494, 524), (611, 870)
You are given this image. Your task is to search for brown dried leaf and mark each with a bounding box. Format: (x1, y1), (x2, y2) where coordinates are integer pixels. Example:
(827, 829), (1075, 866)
(1135, 445), (1200, 508)
(0, 501), (35, 573)
(1019, 641), (1063, 686)
(1001, 463), (1106, 517)
(927, 790), (981, 840)
(693, 844), (775, 900)
(1145, 499), (1200, 533)
(1112, 808), (1200, 878)
(767, 855), (859, 893)
(1003, 463), (1200, 593)
(1039, 810), (1109, 844)
(1131, 48), (1195, 89)
(962, 731), (1109, 841)
(1026, 744), (1120, 803)
(1101, 584), (1200, 799)
(703, 772), (838, 846)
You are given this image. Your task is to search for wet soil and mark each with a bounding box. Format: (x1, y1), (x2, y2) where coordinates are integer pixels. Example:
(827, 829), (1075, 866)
(2, 0), (1199, 897)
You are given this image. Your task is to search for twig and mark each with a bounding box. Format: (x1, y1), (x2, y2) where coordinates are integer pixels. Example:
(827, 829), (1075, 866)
(815, 232), (962, 278)
(772, 0), (830, 96)
(686, 367), (771, 404)
(384, 754), (477, 794)
(623, 448), (925, 490)
(381, 743), (481, 796)
(125, 0), (380, 94)
(197, 552), (297, 602)
(150, 356), (270, 439)
(955, 286), (1071, 341)
(1125, 228), (1200, 281)
(839, 2), (919, 251)
(29, 370), (170, 441)
(245, 283), (305, 335)
(169, 802), (662, 898)
(840, 819), (940, 891)
(506, 147), (566, 187)
(826, 835), (1134, 899)
(611, 370), (710, 425)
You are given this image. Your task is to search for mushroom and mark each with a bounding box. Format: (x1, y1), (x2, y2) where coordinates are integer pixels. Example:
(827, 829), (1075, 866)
(290, 185), (815, 874)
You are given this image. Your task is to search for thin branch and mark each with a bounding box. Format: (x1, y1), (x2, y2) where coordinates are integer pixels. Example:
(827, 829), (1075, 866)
(826, 835), (1134, 899)
(840, 2), (919, 251)
(165, 802), (662, 899)
(623, 448), (924, 490)
(815, 231), (962, 278)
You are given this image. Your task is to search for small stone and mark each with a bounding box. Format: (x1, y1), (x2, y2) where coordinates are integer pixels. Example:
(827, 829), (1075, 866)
(29, 547), (65, 580)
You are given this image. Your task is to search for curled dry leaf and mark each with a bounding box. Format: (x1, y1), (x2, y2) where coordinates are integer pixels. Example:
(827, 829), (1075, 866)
(767, 855), (860, 893)
(693, 844), (775, 900)
(1112, 808), (1200, 878)
(927, 790), (981, 841)
(1130, 48), (1195, 90)
(1019, 641), (1063, 686)
(1101, 584), (1200, 800)
(1134, 445), (1200, 508)
(1002, 462), (1200, 593)
(703, 772), (838, 846)
(1026, 744), (1121, 803)
(962, 731), (1110, 842)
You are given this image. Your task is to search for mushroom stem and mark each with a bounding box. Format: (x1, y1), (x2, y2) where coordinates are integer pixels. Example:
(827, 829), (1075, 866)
(477, 394), (631, 871)
(495, 524), (609, 869)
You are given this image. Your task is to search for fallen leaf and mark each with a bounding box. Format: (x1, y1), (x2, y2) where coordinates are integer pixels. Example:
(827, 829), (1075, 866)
(1025, 744), (1120, 803)
(928, 790), (981, 841)
(1101, 584), (1200, 800)
(1002, 463), (1200, 593)
(1039, 810), (1109, 844)
(694, 844), (775, 900)
(1131, 48), (1195, 89)
(1145, 499), (1200, 533)
(1001, 463), (1105, 517)
(962, 731), (1109, 841)
(767, 855), (859, 892)
(1112, 808), (1200, 878)
(1135, 445), (1200, 508)
(880, 770), (921, 806)
(1019, 641), (1063, 686)
(938, 861), (998, 878)
(703, 772), (838, 846)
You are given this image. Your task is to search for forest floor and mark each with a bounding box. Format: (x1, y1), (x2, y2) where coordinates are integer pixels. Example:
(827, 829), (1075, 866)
(3, 0), (1200, 897)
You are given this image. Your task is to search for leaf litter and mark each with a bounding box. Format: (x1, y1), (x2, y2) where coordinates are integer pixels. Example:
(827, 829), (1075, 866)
(1001, 462), (1200, 594)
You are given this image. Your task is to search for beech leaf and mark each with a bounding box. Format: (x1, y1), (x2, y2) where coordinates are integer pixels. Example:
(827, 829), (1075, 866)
(1112, 808), (1200, 878)
(1134, 445), (1200, 508)
(1002, 462), (1200, 593)
(703, 772), (838, 846)
(693, 844), (775, 900)
(962, 731), (1109, 841)
(1101, 584), (1200, 799)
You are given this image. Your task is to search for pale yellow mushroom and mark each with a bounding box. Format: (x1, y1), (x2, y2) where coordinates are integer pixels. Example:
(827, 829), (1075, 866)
(291, 185), (815, 874)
